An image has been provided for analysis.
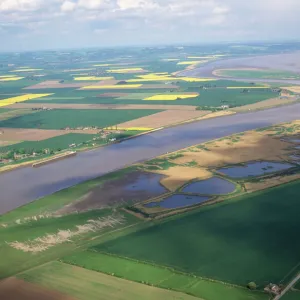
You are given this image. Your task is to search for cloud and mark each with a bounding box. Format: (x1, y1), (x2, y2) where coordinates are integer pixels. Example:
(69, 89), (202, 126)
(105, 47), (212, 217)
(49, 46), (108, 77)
(117, 0), (159, 10)
(1, 0), (300, 51)
(61, 1), (76, 12)
(0, 0), (41, 12)
(213, 6), (230, 15)
(77, 0), (106, 10)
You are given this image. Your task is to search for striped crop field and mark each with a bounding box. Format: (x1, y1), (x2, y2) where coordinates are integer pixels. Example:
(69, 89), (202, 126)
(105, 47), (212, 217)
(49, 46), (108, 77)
(0, 94), (52, 107)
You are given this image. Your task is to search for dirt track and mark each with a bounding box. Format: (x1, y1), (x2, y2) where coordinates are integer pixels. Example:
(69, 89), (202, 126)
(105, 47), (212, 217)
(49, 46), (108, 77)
(9, 103), (198, 110)
(0, 277), (75, 300)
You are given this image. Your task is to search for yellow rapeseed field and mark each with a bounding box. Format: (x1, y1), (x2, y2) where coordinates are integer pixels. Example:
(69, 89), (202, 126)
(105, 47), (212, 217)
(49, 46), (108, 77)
(177, 60), (209, 65)
(106, 68), (144, 73)
(0, 77), (24, 82)
(74, 76), (114, 81)
(81, 84), (142, 89)
(180, 77), (217, 82)
(137, 74), (170, 79)
(127, 74), (215, 83)
(144, 94), (199, 101)
(10, 69), (43, 72)
(0, 94), (52, 107)
(127, 73), (178, 82)
(0, 75), (16, 78)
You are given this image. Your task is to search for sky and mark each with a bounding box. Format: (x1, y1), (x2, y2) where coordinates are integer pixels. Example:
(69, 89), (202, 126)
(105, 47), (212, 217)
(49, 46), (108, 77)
(0, 0), (300, 52)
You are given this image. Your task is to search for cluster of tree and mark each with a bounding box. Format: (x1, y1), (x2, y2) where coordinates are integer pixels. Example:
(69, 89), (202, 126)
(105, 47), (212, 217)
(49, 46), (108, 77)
(1, 148), (55, 160)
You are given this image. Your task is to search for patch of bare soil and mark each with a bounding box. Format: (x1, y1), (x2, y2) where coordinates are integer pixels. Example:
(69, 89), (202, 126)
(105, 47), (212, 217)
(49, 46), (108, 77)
(198, 110), (235, 120)
(8, 103), (198, 110)
(281, 86), (300, 93)
(152, 166), (212, 191)
(233, 97), (296, 112)
(116, 110), (209, 129)
(0, 128), (98, 141)
(23, 80), (87, 89)
(56, 171), (167, 214)
(0, 277), (75, 300)
(172, 131), (292, 168)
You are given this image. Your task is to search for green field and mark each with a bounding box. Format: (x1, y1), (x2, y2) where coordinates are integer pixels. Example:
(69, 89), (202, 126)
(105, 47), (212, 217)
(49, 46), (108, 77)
(0, 108), (10, 113)
(62, 251), (266, 300)
(216, 69), (300, 80)
(18, 261), (202, 300)
(0, 133), (96, 153)
(23, 88), (277, 108)
(0, 207), (140, 279)
(0, 167), (142, 278)
(94, 181), (300, 287)
(0, 109), (161, 129)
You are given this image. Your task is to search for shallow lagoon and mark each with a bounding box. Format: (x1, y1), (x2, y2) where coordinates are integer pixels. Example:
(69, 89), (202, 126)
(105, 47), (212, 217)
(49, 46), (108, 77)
(182, 177), (235, 195)
(218, 161), (293, 178)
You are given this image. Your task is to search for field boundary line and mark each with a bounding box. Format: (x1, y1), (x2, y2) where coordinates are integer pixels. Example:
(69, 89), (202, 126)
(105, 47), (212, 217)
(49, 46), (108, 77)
(92, 250), (252, 291)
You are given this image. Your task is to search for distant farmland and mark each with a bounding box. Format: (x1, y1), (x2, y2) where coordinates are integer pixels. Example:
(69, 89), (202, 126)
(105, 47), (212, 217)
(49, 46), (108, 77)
(0, 109), (162, 129)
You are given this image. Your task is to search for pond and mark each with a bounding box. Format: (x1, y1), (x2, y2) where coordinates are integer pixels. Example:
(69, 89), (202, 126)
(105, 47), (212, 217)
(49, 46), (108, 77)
(218, 161), (293, 178)
(145, 194), (210, 209)
(182, 177), (235, 195)
(290, 155), (300, 164)
(290, 139), (300, 143)
(124, 173), (166, 194)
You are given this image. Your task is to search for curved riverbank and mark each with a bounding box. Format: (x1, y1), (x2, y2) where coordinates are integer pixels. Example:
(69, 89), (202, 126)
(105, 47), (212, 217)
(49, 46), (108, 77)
(180, 51), (300, 85)
(1, 103), (300, 215)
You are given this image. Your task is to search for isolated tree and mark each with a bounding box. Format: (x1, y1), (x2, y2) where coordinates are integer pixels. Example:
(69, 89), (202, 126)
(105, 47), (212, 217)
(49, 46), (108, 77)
(247, 282), (257, 290)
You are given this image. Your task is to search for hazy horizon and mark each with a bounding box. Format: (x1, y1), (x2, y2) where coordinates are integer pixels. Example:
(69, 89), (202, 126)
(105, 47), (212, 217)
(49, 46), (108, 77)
(1, 0), (300, 52)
